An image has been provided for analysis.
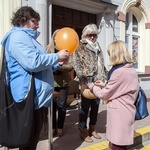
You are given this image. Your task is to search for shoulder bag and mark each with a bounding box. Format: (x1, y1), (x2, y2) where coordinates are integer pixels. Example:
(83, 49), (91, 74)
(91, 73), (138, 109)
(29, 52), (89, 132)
(0, 47), (35, 148)
(135, 87), (149, 120)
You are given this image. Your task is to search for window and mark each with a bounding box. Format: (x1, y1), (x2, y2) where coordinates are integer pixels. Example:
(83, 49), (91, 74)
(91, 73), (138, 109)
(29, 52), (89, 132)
(132, 37), (138, 68)
(132, 15), (138, 32)
(125, 12), (139, 69)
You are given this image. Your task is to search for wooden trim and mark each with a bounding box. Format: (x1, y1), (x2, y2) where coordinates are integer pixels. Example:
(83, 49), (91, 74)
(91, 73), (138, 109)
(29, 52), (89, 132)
(145, 66), (150, 74)
(117, 11), (126, 22)
(145, 22), (150, 29)
(147, 98), (150, 102)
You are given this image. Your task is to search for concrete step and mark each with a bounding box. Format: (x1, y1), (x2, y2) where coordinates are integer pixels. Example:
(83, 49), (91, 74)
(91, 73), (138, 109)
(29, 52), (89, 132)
(128, 126), (150, 149)
(129, 140), (150, 150)
(77, 126), (150, 150)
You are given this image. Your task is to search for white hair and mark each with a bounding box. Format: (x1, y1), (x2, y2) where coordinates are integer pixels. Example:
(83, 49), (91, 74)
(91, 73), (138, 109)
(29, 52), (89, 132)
(81, 24), (98, 39)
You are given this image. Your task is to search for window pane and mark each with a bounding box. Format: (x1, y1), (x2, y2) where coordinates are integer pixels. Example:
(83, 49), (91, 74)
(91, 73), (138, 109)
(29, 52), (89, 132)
(132, 37), (138, 68)
(132, 15), (138, 32)
(125, 35), (129, 48)
(126, 12), (129, 30)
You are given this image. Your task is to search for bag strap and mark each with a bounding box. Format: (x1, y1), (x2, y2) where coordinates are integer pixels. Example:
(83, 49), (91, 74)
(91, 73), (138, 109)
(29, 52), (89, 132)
(0, 47), (4, 79)
(0, 46), (6, 87)
(0, 46), (34, 102)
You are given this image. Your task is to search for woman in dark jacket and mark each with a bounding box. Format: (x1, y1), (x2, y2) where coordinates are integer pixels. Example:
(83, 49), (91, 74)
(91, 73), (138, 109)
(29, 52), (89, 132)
(47, 30), (73, 137)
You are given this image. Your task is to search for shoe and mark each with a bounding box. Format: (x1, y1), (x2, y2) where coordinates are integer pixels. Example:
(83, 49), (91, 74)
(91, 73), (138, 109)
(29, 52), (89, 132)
(90, 130), (101, 139)
(80, 128), (93, 143)
(57, 128), (64, 137)
(89, 125), (101, 139)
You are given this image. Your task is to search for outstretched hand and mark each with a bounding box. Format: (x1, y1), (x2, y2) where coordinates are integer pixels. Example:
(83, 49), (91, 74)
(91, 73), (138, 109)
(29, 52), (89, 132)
(88, 82), (94, 89)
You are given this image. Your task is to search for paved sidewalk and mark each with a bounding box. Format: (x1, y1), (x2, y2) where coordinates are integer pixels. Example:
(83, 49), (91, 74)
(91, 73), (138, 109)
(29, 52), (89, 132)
(1, 102), (150, 150)
(37, 102), (150, 150)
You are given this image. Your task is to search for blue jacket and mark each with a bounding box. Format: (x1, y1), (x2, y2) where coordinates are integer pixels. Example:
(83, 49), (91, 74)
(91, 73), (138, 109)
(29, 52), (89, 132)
(1, 26), (60, 109)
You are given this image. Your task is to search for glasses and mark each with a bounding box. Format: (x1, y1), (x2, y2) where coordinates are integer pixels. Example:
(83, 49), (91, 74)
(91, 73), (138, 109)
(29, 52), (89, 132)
(86, 34), (97, 38)
(30, 19), (39, 26)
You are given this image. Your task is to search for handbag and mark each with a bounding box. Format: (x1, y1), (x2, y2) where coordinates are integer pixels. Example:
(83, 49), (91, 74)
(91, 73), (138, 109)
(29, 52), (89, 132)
(79, 76), (97, 99)
(135, 87), (149, 120)
(0, 47), (35, 148)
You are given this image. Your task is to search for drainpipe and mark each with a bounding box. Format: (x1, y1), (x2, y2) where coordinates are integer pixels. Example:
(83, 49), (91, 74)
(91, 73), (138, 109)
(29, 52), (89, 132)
(36, 0), (48, 48)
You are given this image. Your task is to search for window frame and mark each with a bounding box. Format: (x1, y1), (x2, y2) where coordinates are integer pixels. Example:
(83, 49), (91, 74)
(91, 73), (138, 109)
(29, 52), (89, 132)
(125, 11), (140, 69)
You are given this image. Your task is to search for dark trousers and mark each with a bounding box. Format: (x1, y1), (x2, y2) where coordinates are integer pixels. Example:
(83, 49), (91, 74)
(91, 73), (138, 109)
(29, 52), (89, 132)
(53, 87), (69, 129)
(19, 108), (44, 150)
(79, 94), (100, 129)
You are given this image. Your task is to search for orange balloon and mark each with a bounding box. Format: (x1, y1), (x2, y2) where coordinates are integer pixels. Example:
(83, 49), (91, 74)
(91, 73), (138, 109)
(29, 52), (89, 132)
(55, 27), (79, 54)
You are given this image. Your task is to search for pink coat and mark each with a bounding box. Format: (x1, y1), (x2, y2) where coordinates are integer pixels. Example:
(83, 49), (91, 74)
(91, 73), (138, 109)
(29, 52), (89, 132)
(93, 63), (139, 145)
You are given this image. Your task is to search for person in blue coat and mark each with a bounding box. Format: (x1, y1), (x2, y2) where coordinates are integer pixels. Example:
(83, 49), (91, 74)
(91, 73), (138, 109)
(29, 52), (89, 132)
(1, 6), (69, 150)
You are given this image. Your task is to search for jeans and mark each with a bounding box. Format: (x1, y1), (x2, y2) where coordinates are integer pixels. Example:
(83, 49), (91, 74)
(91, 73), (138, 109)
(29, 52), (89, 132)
(53, 87), (69, 129)
(79, 94), (100, 129)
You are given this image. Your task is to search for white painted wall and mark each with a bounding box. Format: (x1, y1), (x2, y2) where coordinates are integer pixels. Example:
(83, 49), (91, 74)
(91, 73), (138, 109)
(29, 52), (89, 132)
(22, 0), (48, 48)
(0, 0), (21, 42)
(0, 0), (21, 70)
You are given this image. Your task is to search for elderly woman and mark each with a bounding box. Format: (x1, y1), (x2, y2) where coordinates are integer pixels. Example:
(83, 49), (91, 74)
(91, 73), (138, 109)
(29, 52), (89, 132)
(89, 40), (139, 150)
(72, 23), (107, 142)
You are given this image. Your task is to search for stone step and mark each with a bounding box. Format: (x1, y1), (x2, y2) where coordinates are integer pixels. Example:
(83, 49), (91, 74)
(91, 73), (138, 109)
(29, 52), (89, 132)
(129, 140), (150, 150)
(77, 126), (150, 150)
(127, 126), (150, 149)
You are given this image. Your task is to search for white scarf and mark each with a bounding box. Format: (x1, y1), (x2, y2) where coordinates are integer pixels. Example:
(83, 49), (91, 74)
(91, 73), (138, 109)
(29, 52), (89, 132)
(86, 39), (100, 52)
(86, 39), (105, 81)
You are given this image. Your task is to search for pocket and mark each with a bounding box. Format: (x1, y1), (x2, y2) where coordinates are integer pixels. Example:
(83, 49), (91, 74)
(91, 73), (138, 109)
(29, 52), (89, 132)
(108, 101), (118, 109)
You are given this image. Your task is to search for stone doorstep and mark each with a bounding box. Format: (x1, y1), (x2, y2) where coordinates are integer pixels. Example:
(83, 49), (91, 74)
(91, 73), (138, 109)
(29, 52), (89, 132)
(78, 126), (150, 150)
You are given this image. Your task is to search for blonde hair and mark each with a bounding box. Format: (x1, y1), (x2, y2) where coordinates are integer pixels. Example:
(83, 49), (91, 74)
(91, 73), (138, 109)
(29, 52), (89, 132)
(46, 29), (59, 53)
(81, 23), (98, 40)
(107, 40), (133, 66)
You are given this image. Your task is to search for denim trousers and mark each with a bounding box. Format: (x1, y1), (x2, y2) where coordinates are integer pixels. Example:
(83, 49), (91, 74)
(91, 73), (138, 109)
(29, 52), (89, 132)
(79, 94), (100, 129)
(53, 87), (69, 129)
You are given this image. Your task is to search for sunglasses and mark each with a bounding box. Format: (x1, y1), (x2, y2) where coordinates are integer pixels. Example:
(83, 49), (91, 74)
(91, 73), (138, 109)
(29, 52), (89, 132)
(86, 34), (97, 38)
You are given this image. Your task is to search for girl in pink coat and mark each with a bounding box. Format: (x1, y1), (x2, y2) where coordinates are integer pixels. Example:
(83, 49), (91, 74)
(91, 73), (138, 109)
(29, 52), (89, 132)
(89, 40), (139, 150)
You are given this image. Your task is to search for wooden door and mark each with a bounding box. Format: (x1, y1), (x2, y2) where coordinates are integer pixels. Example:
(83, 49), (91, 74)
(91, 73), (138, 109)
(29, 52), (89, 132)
(52, 4), (97, 79)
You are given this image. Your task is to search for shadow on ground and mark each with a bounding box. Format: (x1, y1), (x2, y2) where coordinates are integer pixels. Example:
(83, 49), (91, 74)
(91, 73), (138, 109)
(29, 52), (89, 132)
(39, 105), (107, 150)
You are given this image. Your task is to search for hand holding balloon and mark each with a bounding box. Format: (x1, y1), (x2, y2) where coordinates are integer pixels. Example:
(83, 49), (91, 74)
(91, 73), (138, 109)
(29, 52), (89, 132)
(57, 50), (69, 65)
(55, 27), (79, 54)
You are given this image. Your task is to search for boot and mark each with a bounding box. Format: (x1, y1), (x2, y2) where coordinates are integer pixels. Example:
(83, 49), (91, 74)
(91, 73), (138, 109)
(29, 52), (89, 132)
(89, 125), (101, 139)
(80, 128), (93, 142)
(57, 128), (64, 137)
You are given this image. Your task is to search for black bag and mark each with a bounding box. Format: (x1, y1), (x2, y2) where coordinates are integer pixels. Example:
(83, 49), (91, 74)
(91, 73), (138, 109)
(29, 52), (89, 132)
(0, 48), (35, 148)
(135, 87), (149, 120)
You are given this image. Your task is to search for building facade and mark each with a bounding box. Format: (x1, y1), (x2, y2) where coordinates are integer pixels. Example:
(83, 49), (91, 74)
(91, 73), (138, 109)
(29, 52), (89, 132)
(1, 0), (150, 98)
